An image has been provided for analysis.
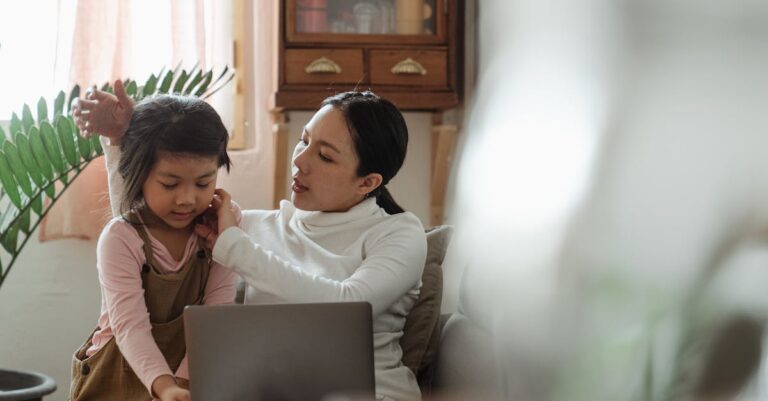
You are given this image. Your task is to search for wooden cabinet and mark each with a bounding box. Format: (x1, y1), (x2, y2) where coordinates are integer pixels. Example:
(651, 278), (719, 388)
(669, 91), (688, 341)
(271, 0), (464, 224)
(274, 0), (463, 110)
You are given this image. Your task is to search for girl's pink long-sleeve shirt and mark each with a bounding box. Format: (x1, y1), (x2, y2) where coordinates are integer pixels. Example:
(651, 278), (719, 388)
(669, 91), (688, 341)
(85, 211), (239, 393)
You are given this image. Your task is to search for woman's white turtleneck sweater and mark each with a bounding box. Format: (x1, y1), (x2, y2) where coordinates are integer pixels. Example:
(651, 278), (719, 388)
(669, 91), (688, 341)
(212, 199), (427, 401)
(103, 141), (427, 401)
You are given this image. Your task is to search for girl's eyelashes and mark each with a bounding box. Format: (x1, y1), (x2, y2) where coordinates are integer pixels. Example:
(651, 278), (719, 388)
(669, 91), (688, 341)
(319, 153), (332, 162)
(160, 181), (212, 189)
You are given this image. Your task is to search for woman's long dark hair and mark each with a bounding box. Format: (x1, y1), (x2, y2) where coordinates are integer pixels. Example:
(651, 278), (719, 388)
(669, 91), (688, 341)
(321, 91), (408, 214)
(118, 95), (231, 220)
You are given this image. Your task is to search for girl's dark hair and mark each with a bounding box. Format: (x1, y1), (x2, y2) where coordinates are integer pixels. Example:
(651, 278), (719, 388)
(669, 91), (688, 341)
(118, 95), (231, 218)
(321, 91), (408, 215)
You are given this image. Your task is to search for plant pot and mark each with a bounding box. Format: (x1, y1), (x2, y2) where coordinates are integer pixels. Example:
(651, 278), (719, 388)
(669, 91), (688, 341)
(0, 369), (56, 401)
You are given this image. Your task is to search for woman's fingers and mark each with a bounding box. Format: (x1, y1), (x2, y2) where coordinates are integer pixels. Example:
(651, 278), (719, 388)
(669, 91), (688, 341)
(113, 79), (132, 106)
(75, 98), (100, 111)
(195, 223), (212, 238)
(214, 188), (232, 205)
(194, 223), (218, 248)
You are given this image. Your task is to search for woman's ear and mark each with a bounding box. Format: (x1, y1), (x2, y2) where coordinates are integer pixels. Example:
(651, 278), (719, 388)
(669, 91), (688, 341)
(357, 173), (383, 197)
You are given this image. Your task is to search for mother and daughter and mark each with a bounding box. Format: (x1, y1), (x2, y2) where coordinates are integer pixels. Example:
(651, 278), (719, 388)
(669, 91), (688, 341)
(69, 80), (428, 401)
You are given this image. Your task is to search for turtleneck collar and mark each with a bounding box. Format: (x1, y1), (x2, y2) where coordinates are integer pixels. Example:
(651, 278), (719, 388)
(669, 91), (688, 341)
(292, 197), (382, 230)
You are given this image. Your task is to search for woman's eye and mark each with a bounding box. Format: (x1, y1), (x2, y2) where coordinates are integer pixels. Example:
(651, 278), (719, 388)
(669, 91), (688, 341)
(319, 153), (332, 162)
(197, 182), (212, 188)
(161, 183), (177, 189)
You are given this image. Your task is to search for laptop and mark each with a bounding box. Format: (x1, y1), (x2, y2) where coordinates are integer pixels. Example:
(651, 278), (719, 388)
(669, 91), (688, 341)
(184, 302), (376, 401)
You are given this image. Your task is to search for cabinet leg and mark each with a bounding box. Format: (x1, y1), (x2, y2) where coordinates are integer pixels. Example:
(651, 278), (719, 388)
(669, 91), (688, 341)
(431, 112), (459, 226)
(272, 110), (289, 208)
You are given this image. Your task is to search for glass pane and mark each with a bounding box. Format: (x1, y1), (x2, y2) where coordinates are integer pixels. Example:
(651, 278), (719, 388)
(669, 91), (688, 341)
(295, 0), (437, 35)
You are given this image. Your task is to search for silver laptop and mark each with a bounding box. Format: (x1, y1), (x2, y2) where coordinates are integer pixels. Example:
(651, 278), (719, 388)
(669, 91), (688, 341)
(184, 302), (375, 401)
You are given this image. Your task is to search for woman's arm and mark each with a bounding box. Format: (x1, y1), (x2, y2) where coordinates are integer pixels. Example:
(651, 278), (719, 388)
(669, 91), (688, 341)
(204, 190), (427, 316)
(74, 80), (133, 217)
(212, 224), (426, 316)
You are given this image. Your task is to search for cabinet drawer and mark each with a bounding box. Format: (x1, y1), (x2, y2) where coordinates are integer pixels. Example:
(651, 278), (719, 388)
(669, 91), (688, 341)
(285, 49), (364, 84)
(369, 50), (448, 87)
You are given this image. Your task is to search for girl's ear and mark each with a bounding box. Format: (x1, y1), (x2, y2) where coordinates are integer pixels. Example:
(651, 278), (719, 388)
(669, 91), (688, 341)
(356, 173), (383, 197)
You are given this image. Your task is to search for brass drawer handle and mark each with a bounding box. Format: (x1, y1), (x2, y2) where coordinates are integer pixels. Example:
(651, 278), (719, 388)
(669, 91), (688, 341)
(305, 57), (342, 74)
(391, 58), (427, 75)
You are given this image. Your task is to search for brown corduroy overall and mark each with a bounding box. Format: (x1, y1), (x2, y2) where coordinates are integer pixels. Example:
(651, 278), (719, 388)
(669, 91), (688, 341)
(69, 222), (211, 401)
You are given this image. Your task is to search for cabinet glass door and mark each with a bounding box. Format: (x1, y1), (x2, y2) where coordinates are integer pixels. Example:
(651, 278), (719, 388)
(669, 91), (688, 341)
(290, 0), (442, 42)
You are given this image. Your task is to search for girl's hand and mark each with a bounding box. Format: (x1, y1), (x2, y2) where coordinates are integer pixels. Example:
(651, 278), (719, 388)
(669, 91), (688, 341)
(151, 375), (190, 401)
(155, 386), (190, 401)
(73, 79), (134, 142)
(195, 189), (236, 248)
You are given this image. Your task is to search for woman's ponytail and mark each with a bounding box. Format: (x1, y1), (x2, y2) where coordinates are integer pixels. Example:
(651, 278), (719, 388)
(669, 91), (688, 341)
(374, 186), (404, 215)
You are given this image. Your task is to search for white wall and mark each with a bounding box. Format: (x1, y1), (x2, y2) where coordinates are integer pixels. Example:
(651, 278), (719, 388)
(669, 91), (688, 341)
(0, 113), (435, 401)
(0, 237), (100, 401)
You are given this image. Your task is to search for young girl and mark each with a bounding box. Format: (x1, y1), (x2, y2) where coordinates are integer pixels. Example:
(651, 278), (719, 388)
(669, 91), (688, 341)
(69, 95), (239, 401)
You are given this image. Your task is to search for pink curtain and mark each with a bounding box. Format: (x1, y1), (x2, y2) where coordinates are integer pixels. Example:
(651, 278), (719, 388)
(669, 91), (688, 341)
(40, 0), (229, 241)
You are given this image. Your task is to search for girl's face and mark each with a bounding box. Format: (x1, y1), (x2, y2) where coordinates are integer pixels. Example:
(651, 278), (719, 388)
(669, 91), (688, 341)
(142, 153), (219, 230)
(291, 105), (381, 212)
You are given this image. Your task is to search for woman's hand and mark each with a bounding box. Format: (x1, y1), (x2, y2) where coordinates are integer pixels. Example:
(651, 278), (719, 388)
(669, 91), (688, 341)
(73, 79), (134, 143)
(196, 189), (237, 248)
(151, 375), (190, 401)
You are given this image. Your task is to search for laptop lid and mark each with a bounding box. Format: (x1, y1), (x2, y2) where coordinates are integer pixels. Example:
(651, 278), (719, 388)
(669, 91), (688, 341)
(184, 302), (375, 401)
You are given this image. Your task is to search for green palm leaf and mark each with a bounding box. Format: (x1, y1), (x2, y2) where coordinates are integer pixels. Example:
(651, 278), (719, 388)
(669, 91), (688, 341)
(1, 219), (20, 253)
(31, 194), (43, 216)
(39, 122), (66, 182)
(53, 91), (66, 117)
(18, 208), (31, 235)
(3, 142), (33, 197)
(10, 113), (22, 136)
(183, 69), (204, 95)
(158, 70), (175, 94)
(28, 126), (54, 185)
(202, 70), (235, 99)
(125, 80), (138, 98)
(37, 97), (49, 122)
(210, 66), (230, 89)
(194, 71), (214, 97)
(15, 134), (44, 185)
(173, 70), (190, 94)
(21, 104), (35, 133)
(0, 153), (21, 209)
(55, 116), (79, 167)
(0, 126), (7, 149)
(144, 74), (158, 96)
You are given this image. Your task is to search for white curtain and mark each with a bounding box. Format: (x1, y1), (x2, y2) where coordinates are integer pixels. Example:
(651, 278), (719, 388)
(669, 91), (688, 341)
(39, 0), (235, 241)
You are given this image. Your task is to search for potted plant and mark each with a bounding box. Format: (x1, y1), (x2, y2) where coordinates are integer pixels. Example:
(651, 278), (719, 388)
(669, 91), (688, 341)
(0, 64), (233, 400)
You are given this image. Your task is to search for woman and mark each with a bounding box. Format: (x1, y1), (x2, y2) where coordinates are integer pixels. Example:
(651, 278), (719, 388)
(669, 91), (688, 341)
(75, 82), (428, 401)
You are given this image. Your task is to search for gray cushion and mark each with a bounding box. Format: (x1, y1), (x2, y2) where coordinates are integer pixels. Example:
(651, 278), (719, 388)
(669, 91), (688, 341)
(400, 225), (453, 381)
